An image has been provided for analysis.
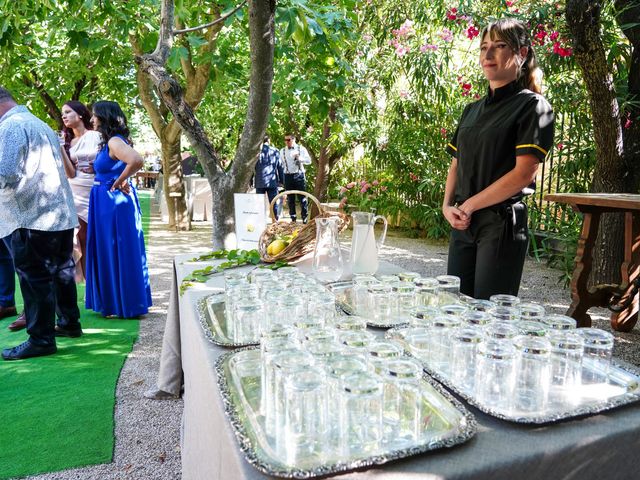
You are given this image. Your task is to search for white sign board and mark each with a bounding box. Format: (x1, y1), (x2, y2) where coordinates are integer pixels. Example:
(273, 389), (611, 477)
(234, 193), (269, 250)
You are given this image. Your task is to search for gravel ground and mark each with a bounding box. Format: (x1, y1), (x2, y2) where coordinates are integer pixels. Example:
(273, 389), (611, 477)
(22, 202), (640, 480)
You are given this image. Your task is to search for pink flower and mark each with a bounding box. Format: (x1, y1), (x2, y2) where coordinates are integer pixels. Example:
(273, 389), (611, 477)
(439, 28), (454, 42)
(380, 186), (388, 191)
(557, 142), (564, 150)
(360, 180), (367, 186)
(549, 31), (559, 41)
(363, 34), (372, 42)
(409, 173), (419, 182)
(474, 93), (481, 99)
(372, 180), (380, 186)
(420, 43), (439, 53)
(460, 82), (472, 96)
(440, 128), (447, 137)
(466, 25), (480, 40)
(552, 42), (573, 57)
(392, 20), (414, 39)
(339, 197), (348, 208)
(506, 0), (514, 7)
(399, 89), (409, 98)
(360, 184), (370, 193)
(624, 116), (633, 129)
(395, 43), (410, 57)
(446, 8), (457, 21)
(346, 181), (356, 189)
(339, 187), (347, 195)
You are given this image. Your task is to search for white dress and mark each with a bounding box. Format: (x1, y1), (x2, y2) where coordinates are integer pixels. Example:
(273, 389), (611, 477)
(68, 130), (102, 222)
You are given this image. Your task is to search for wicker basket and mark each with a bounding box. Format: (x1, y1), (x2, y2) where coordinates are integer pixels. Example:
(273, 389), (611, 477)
(259, 190), (349, 263)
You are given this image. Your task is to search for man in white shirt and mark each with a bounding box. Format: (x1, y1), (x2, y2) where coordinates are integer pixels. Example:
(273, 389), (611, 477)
(0, 87), (81, 360)
(280, 134), (312, 223)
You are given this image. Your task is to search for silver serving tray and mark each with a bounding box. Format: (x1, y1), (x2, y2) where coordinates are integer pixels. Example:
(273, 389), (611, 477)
(216, 347), (477, 478)
(386, 327), (640, 424)
(196, 291), (259, 348)
(327, 281), (411, 329)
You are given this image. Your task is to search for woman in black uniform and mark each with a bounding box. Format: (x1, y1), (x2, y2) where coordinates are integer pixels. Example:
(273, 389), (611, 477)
(442, 18), (555, 299)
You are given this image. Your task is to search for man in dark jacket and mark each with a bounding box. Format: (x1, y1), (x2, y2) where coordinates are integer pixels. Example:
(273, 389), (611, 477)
(255, 135), (284, 219)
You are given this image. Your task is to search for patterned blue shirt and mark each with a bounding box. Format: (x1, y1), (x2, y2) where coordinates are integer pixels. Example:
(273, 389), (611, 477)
(0, 105), (78, 237)
(255, 144), (284, 189)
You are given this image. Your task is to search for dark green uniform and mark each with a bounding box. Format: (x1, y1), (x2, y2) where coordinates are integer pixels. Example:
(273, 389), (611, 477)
(445, 80), (554, 299)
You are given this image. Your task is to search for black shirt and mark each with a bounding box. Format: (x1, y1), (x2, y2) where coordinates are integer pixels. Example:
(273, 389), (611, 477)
(445, 81), (555, 205)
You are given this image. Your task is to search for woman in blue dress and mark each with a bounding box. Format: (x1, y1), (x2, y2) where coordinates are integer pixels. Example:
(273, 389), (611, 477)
(85, 101), (152, 318)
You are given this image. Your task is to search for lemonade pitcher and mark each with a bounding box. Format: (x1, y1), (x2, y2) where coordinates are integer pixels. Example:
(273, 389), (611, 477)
(349, 212), (388, 275)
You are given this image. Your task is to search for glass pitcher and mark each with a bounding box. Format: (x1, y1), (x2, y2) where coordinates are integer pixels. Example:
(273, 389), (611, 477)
(312, 217), (344, 283)
(349, 211), (388, 275)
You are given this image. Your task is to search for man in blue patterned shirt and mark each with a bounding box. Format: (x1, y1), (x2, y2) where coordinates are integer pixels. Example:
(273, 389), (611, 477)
(0, 87), (81, 360)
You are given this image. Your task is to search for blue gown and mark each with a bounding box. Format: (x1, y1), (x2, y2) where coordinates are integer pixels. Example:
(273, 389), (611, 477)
(85, 135), (152, 318)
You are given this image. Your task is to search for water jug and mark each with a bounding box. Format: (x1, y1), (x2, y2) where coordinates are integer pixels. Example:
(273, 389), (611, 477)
(349, 212), (388, 275)
(312, 217), (344, 282)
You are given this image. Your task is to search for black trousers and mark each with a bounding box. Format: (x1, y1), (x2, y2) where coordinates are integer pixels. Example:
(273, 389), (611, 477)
(447, 204), (528, 299)
(10, 228), (79, 346)
(256, 186), (280, 219)
(283, 173), (308, 222)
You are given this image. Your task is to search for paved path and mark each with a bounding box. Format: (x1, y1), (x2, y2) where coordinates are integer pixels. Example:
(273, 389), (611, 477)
(26, 198), (640, 479)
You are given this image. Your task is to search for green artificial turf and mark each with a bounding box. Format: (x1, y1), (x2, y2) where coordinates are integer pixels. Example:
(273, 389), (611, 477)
(0, 190), (151, 479)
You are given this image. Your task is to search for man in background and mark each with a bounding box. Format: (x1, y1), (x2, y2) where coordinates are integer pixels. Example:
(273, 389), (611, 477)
(0, 86), (81, 360)
(255, 135), (284, 219)
(280, 134), (312, 223)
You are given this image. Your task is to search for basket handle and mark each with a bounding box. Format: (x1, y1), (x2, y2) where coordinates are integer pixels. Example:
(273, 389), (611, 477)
(268, 190), (324, 222)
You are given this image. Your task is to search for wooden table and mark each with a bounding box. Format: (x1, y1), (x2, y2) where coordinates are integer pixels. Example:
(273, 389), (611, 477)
(544, 193), (639, 332)
(134, 171), (159, 188)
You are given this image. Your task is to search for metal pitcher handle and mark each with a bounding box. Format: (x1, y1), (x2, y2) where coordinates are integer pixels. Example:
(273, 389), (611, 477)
(373, 215), (388, 249)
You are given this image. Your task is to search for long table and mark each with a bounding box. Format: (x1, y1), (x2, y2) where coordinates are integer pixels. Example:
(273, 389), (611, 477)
(157, 254), (640, 479)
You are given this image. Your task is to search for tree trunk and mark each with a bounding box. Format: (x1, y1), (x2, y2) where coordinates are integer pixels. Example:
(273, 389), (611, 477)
(160, 134), (189, 230)
(566, 0), (627, 285)
(137, 0), (276, 249)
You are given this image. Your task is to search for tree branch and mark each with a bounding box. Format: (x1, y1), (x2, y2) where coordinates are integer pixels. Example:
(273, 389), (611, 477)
(22, 70), (63, 129)
(174, 1), (247, 34)
(72, 76), (86, 101)
(131, 34), (167, 138)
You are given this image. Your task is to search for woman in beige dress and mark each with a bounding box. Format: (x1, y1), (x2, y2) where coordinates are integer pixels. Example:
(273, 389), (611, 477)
(60, 101), (102, 281)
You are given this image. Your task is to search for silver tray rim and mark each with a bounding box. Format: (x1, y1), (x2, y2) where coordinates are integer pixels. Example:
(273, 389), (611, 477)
(386, 327), (640, 425)
(197, 292), (259, 348)
(215, 346), (478, 479)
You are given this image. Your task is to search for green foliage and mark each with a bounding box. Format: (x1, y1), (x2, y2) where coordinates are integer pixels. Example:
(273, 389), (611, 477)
(179, 249), (289, 294)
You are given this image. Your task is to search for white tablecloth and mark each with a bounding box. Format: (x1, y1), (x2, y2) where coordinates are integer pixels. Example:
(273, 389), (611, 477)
(158, 175), (212, 222)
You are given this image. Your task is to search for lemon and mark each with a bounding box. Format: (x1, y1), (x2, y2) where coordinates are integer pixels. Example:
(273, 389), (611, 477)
(268, 239), (287, 256)
(246, 223), (255, 232)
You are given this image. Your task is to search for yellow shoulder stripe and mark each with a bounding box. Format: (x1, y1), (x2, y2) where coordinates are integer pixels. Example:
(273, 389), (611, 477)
(516, 144), (548, 156)
(447, 143), (457, 152)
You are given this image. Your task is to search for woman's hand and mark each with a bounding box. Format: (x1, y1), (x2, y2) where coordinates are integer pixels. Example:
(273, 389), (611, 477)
(80, 161), (95, 175)
(110, 180), (131, 195)
(443, 205), (470, 230)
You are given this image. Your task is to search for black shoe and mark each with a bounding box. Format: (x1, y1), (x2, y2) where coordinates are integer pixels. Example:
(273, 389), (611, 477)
(302, 218), (308, 224)
(2, 340), (57, 360)
(0, 305), (17, 320)
(55, 324), (83, 338)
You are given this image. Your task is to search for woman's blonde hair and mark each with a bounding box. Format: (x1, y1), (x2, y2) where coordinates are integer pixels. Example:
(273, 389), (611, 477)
(481, 18), (542, 94)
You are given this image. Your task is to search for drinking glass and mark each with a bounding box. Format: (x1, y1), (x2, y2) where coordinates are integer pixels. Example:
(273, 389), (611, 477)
(294, 316), (325, 341)
(475, 340), (516, 411)
(519, 302), (546, 321)
(396, 271), (421, 283)
(307, 292), (336, 325)
(249, 268), (274, 284)
(461, 310), (492, 327)
(392, 281), (417, 323)
(339, 371), (383, 458)
(512, 335), (552, 414)
(339, 331), (376, 360)
(233, 297), (264, 343)
(484, 321), (519, 341)
(489, 294), (521, 308)
(542, 314), (577, 331)
(367, 284), (393, 324)
(261, 338), (298, 417)
(414, 277), (440, 307)
(440, 303), (469, 318)
(376, 274), (400, 286)
(382, 358), (423, 446)
(436, 275), (460, 305)
(367, 340), (403, 375)
(279, 367), (328, 466)
(303, 326), (336, 345)
(429, 314), (460, 376)
(352, 274), (379, 315)
(465, 298), (496, 312)
(489, 305), (521, 322)
(579, 328), (614, 385)
(408, 305), (440, 328)
(333, 315), (367, 332)
(274, 294), (305, 328)
(405, 330), (431, 362)
(548, 331), (584, 402)
(450, 326), (484, 392)
(516, 320), (548, 337)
